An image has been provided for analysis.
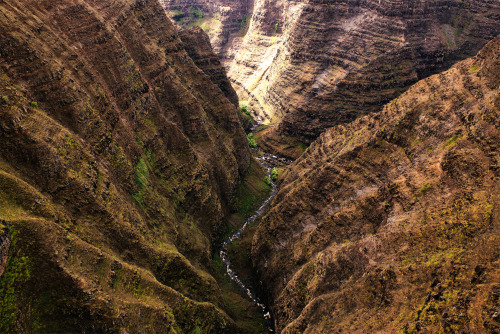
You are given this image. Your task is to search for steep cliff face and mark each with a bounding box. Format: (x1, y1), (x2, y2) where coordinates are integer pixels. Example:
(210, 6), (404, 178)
(252, 35), (500, 333)
(179, 26), (240, 106)
(0, 0), (250, 332)
(226, 0), (500, 147)
(159, 0), (254, 56)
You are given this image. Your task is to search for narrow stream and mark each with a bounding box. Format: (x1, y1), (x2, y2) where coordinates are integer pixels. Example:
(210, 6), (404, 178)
(220, 153), (279, 333)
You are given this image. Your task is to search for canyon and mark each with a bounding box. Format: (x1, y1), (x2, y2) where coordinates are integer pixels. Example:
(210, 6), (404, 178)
(162, 0), (500, 156)
(159, 0), (254, 56)
(0, 0), (499, 333)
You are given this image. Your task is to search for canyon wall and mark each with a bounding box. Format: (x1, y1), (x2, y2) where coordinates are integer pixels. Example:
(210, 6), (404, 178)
(0, 0), (250, 332)
(226, 0), (500, 145)
(179, 26), (240, 106)
(252, 35), (500, 332)
(159, 0), (254, 55)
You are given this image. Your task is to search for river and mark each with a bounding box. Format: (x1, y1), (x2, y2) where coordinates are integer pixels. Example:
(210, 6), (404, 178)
(219, 152), (280, 333)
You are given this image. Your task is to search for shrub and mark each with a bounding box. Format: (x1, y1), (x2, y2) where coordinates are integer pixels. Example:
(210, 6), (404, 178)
(264, 176), (272, 186)
(240, 105), (251, 116)
(247, 133), (257, 148)
(445, 135), (460, 146)
(271, 167), (278, 181)
(189, 6), (204, 19)
(30, 101), (38, 108)
(419, 183), (433, 194)
(1, 96), (8, 103)
(469, 64), (479, 72)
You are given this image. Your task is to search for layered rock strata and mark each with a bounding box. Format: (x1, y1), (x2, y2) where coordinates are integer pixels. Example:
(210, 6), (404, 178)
(226, 0), (500, 145)
(160, 0), (254, 55)
(179, 26), (240, 106)
(252, 35), (500, 333)
(0, 0), (250, 332)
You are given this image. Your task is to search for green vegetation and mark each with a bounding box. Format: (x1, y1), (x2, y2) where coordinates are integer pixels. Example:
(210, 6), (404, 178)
(221, 158), (272, 243)
(238, 106), (253, 131)
(131, 155), (151, 210)
(240, 105), (251, 117)
(230, 159), (271, 227)
(212, 159), (271, 332)
(271, 167), (278, 182)
(0, 227), (35, 333)
(198, 17), (221, 33)
(419, 183), (433, 194)
(189, 6), (204, 19)
(131, 135), (155, 210)
(484, 203), (493, 218)
(134, 157), (149, 189)
(211, 255), (267, 332)
(264, 176), (272, 186)
(247, 133), (257, 148)
(274, 22), (279, 34)
(1, 96), (8, 103)
(169, 6), (220, 33)
(445, 134), (460, 146)
(30, 101), (38, 108)
(237, 16), (250, 37)
(64, 133), (76, 146)
(237, 16), (248, 29)
(469, 64), (479, 72)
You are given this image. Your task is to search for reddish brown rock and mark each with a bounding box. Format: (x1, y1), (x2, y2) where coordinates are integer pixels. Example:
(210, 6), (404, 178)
(252, 35), (500, 333)
(0, 0), (250, 332)
(160, 0), (254, 55)
(226, 0), (500, 146)
(179, 26), (240, 106)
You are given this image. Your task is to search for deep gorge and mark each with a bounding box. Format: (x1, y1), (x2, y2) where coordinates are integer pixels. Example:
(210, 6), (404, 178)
(0, 0), (499, 333)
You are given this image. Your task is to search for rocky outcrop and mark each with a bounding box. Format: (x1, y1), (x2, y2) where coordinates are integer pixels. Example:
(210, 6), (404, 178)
(0, 0), (250, 332)
(226, 0), (500, 146)
(252, 35), (500, 333)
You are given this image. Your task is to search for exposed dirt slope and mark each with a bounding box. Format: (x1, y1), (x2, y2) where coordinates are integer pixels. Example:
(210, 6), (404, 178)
(252, 35), (500, 333)
(0, 0), (250, 332)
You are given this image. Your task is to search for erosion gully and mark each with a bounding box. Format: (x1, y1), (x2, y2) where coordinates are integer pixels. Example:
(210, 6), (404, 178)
(220, 142), (290, 332)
